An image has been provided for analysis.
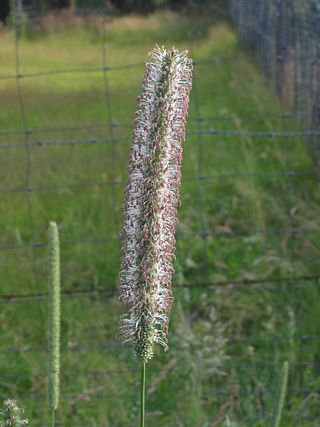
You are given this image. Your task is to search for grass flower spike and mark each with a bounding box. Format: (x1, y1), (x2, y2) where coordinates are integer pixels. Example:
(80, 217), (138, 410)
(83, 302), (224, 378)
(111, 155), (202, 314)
(119, 46), (193, 363)
(47, 221), (61, 426)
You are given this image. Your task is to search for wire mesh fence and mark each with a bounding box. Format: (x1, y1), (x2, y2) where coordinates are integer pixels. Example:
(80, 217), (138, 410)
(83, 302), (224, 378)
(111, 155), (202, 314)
(0, 0), (320, 425)
(229, 0), (320, 163)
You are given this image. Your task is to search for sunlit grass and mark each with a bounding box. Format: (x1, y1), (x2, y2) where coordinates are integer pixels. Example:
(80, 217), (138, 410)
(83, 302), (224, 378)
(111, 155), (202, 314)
(0, 8), (319, 426)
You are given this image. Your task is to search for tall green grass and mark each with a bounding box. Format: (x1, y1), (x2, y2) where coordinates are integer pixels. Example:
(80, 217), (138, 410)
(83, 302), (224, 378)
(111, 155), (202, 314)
(0, 9), (319, 426)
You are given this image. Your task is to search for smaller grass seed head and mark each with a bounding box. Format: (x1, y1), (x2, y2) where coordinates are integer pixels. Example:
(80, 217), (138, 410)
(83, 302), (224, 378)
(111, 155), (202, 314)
(1, 399), (28, 426)
(47, 221), (61, 411)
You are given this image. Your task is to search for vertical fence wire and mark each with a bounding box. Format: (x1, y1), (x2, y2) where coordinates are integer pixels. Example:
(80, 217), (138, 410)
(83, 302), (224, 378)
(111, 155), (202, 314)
(101, 14), (118, 229)
(188, 13), (209, 269)
(14, 0), (39, 291)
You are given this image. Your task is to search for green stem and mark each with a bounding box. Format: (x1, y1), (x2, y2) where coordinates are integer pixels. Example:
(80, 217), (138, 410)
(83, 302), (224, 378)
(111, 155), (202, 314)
(140, 362), (146, 427)
(51, 408), (55, 427)
(272, 361), (289, 427)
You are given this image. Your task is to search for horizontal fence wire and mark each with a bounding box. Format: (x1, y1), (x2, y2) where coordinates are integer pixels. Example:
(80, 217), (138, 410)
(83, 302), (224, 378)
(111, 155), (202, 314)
(1, 50), (319, 81)
(1, 128), (320, 150)
(1, 275), (320, 303)
(0, 226), (319, 252)
(0, 56), (253, 80)
(1, 335), (320, 356)
(0, 171), (319, 194)
(0, 110), (318, 137)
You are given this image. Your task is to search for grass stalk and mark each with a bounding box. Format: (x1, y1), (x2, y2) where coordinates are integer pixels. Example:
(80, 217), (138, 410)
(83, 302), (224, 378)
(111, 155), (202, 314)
(140, 362), (146, 427)
(51, 409), (55, 427)
(272, 361), (289, 427)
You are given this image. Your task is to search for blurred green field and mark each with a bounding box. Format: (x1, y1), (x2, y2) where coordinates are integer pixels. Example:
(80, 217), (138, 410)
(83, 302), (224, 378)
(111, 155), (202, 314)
(0, 8), (319, 426)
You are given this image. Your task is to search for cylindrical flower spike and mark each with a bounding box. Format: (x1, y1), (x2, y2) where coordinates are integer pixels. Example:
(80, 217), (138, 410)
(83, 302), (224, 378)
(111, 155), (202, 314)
(119, 45), (193, 363)
(47, 221), (61, 412)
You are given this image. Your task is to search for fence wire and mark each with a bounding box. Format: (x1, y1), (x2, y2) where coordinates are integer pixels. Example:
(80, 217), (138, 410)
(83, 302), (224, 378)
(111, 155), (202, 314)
(229, 0), (320, 162)
(0, 1), (319, 426)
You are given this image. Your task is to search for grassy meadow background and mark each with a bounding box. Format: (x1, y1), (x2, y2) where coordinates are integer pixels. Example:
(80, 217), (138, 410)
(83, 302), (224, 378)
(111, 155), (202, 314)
(0, 6), (320, 426)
